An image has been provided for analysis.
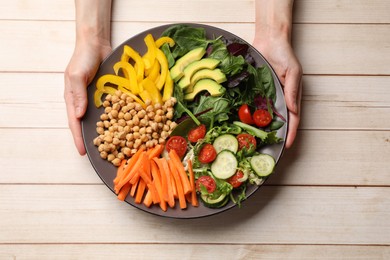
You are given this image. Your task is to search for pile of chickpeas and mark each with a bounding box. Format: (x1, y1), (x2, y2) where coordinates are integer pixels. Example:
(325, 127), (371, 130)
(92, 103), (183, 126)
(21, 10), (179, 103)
(93, 90), (177, 166)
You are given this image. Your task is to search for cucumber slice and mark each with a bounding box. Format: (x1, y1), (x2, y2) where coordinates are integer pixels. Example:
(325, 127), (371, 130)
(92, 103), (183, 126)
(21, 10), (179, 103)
(211, 150), (238, 179)
(213, 134), (238, 154)
(200, 193), (228, 208)
(250, 154), (275, 177)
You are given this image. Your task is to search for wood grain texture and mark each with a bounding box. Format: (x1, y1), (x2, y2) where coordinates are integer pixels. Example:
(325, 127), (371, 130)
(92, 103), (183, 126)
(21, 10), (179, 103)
(0, 185), (389, 244)
(0, 244), (389, 260)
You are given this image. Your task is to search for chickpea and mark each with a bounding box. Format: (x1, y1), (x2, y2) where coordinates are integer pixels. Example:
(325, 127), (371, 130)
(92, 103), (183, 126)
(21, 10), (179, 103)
(133, 132), (141, 140)
(146, 126), (152, 134)
(132, 125), (140, 133)
(152, 132), (159, 139)
(146, 105), (154, 112)
(105, 94), (112, 102)
(103, 100), (110, 108)
(123, 147), (131, 157)
(162, 124), (170, 132)
(113, 137), (120, 145)
(112, 103), (120, 111)
(93, 136), (102, 146)
(140, 118), (148, 127)
(112, 158), (121, 166)
(100, 114), (109, 121)
(137, 110), (146, 119)
(145, 100), (152, 106)
(124, 112), (131, 121)
(126, 97), (133, 103)
(150, 122), (158, 131)
(100, 151), (108, 159)
(132, 115), (139, 125)
(154, 115), (162, 123)
(117, 152), (125, 160)
(111, 95), (119, 103)
(128, 102), (135, 110)
(126, 133), (134, 141)
(103, 144), (111, 152)
(118, 119), (126, 127)
(120, 93), (127, 101)
(166, 110), (174, 119)
(98, 144), (105, 152)
(134, 103), (143, 112)
(104, 135), (113, 143)
(110, 109), (118, 119)
(126, 141), (134, 148)
(96, 127), (104, 135)
(160, 131), (169, 139)
(139, 127), (146, 135)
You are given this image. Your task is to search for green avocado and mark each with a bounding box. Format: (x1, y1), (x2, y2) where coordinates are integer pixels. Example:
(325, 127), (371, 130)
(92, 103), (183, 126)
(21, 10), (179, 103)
(170, 47), (206, 82)
(177, 58), (220, 90)
(183, 79), (225, 101)
(185, 68), (226, 93)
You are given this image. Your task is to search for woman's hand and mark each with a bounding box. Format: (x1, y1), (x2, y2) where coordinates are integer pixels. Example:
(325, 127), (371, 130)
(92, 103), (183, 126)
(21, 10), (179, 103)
(64, 40), (111, 155)
(64, 0), (112, 155)
(254, 0), (302, 148)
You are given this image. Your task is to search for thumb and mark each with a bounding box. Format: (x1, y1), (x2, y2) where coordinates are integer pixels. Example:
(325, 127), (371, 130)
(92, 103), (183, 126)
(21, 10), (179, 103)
(71, 75), (88, 119)
(283, 66), (302, 114)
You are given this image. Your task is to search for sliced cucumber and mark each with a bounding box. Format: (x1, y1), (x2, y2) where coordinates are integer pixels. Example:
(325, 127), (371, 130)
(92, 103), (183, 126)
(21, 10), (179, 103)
(211, 150), (238, 179)
(233, 121), (268, 141)
(250, 154), (275, 177)
(200, 193), (229, 208)
(213, 134), (238, 154)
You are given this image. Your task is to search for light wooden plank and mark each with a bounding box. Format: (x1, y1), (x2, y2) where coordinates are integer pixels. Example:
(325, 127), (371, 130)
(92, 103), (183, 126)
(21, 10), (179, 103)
(0, 244), (389, 260)
(1, 0), (390, 24)
(1, 73), (390, 130)
(0, 185), (388, 244)
(1, 129), (389, 186)
(1, 21), (390, 75)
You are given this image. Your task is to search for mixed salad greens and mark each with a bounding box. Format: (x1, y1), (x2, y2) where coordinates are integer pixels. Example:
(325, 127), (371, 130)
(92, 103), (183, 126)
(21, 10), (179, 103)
(161, 25), (286, 208)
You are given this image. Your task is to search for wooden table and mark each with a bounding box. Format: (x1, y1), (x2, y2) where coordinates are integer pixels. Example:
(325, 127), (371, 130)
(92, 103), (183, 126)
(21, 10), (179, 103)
(1, 0), (389, 259)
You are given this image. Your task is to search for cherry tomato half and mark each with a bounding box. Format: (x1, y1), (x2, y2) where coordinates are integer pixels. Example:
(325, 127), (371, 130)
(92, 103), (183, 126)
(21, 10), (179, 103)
(236, 133), (257, 152)
(187, 124), (206, 143)
(253, 109), (272, 127)
(165, 136), (187, 158)
(238, 104), (255, 125)
(196, 175), (216, 193)
(198, 143), (217, 164)
(228, 170), (245, 188)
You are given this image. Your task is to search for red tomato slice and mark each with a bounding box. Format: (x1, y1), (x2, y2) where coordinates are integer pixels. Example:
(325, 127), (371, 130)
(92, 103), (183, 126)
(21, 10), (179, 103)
(236, 133), (257, 152)
(253, 109), (272, 127)
(227, 170), (244, 188)
(198, 143), (217, 164)
(187, 124), (206, 143)
(238, 104), (255, 125)
(196, 175), (216, 193)
(165, 136), (187, 158)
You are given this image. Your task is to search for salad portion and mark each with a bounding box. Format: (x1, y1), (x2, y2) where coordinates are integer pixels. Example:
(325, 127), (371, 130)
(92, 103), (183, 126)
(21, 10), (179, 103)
(161, 25), (285, 208)
(89, 24), (286, 214)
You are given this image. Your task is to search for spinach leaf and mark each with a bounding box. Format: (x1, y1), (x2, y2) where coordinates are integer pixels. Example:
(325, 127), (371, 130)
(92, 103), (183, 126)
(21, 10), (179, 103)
(192, 96), (231, 128)
(161, 25), (211, 59)
(208, 39), (246, 76)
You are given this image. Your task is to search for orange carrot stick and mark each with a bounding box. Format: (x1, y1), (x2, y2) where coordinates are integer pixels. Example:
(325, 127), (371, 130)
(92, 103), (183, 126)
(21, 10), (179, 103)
(151, 159), (167, 211)
(130, 178), (139, 197)
(147, 144), (164, 159)
(168, 159), (187, 209)
(160, 158), (175, 208)
(115, 148), (145, 193)
(114, 159), (127, 186)
(117, 182), (131, 201)
(171, 174), (178, 198)
(187, 159), (199, 207)
(147, 183), (161, 204)
(169, 150), (192, 195)
(135, 179), (146, 204)
(143, 189), (153, 207)
(129, 152), (148, 185)
(153, 158), (169, 203)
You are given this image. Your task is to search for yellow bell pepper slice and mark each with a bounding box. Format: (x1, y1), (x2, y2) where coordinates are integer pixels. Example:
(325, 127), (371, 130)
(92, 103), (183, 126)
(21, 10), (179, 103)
(141, 78), (163, 105)
(121, 45), (144, 83)
(113, 61), (139, 94)
(162, 72), (173, 102)
(139, 89), (152, 105)
(155, 48), (169, 91)
(94, 86), (117, 107)
(142, 34), (156, 70)
(96, 74), (132, 92)
(145, 60), (160, 82)
(155, 36), (175, 48)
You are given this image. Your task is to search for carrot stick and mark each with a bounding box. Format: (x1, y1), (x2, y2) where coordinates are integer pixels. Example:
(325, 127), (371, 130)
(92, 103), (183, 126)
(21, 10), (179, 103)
(151, 159), (167, 211)
(129, 152), (148, 185)
(169, 150), (192, 195)
(143, 189), (153, 207)
(168, 159), (187, 209)
(171, 174), (178, 198)
(147, 183), (161, 204)
(147, 144), (164, 159)
(117, 182), (131, 201)
(135, 179), (146, 204)
(130, 178), (139, 197)
(187, 159), (198, 207)
(153, 158), (169, 203)
(114, 159), (127, 186)
(115, 148), (145, 193)
(159, 158), (175, 208)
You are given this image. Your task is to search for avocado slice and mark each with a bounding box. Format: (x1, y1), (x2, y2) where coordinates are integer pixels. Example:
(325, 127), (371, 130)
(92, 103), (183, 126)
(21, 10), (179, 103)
(170, 47), (206, 82)
(185, 68), (227, 93)
(177, 58), (220, 90)
(183, 79), (225, 101)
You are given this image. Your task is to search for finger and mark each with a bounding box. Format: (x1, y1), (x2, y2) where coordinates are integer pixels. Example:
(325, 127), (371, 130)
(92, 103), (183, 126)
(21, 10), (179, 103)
(68, 71), (89, 119)
(283, 66), (302, 114)
(285, 80), (302, 149)
(64, 87), (87, 155)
